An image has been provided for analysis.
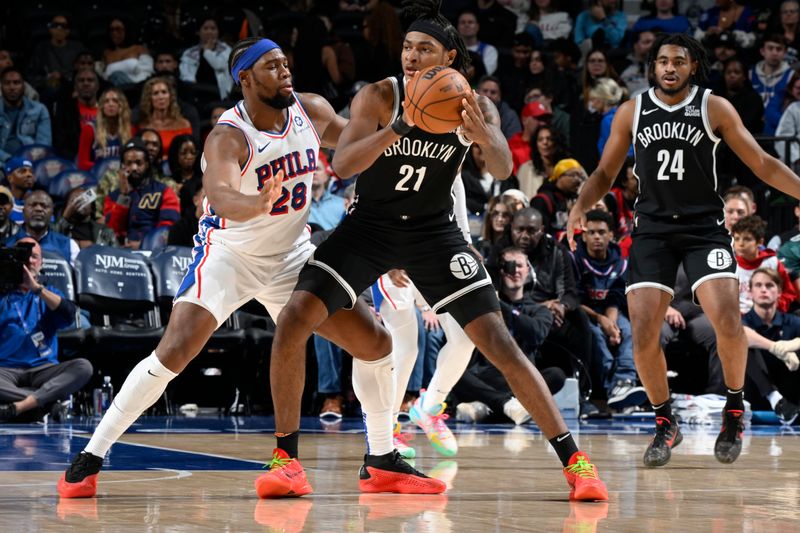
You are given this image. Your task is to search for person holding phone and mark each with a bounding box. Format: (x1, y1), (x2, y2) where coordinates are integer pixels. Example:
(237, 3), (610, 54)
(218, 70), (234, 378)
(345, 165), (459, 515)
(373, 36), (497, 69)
(54, 187), (116, 248)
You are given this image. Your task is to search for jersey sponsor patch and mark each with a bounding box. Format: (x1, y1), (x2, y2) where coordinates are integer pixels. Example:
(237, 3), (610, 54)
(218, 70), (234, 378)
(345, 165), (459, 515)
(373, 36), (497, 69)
(449, 253), (479, 280)
(706, 248), (733, 270)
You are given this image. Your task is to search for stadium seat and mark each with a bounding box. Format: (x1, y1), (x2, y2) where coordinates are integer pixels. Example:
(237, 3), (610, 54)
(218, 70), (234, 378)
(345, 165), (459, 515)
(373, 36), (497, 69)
(140, 226), (171, 252)
(40, 250), (85, 350)
(33, 157), (75, 190)
(48, 170), (97, 200)
(14, 144), (56, 163)
(74, 245), (164, 351)
(90, 157), (120, 182)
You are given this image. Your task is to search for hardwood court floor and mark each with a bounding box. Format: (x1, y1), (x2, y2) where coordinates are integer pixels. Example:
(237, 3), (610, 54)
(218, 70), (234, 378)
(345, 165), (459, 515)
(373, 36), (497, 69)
(1, 416), (799, 532)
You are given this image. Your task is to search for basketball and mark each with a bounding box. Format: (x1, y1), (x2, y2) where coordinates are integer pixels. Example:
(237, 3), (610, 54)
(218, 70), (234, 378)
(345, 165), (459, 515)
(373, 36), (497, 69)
(404, 65), (470, 134)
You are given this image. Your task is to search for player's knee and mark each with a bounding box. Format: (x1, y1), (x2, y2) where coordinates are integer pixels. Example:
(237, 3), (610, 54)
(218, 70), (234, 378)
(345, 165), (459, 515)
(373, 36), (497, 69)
(350, 325), (392, 360)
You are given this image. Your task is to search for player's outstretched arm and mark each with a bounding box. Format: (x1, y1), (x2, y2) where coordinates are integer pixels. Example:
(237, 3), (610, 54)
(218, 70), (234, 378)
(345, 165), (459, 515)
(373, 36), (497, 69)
(712, 95), (800, 200)
(461, 92), (513, 180)
(331, 81), (404, 178)
(566, 99), (635, 251)
(298, 92), (348, 149)
(202, 126), (283, 222)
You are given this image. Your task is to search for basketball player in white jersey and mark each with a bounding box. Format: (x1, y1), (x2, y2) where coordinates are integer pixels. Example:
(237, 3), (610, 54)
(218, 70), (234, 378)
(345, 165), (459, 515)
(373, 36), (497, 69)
(58, 37), (445, 499)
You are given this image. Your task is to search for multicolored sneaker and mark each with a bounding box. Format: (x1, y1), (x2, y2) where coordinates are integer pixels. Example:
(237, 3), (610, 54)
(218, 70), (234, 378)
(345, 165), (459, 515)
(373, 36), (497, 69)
(254, 448), (313, 498)
(57, 451), (104, 498)
(409, 391), (457, 457)
(714, 409), (744, 464)
(563, 451), (609, 502)
(643, 416), (683, 467)
(359, 450), (447, 494)
(393, 422), (416, 459)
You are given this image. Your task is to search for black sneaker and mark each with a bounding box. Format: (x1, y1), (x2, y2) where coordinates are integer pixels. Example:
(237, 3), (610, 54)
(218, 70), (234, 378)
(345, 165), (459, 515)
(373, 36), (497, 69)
(0, 403), (17, 422)
(714, 409), (744, 464)
(775, 398), (800, 425)
(358, 450), (446, 493)
(57, 452), (104, 498)
(643, 416), (683, 467)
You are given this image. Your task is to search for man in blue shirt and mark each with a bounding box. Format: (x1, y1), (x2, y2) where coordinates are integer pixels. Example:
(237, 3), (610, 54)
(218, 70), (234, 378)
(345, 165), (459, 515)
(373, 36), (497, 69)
(0, 238), (91, 422)
(6, 190), (79, 265)
(0, 67), (52, 164)
(308, 158), (345, 231)
(4, 156), (34, 225)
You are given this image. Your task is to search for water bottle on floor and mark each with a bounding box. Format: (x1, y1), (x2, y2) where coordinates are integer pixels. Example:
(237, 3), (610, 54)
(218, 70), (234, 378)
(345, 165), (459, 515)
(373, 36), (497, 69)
(101, 376), (114, 411)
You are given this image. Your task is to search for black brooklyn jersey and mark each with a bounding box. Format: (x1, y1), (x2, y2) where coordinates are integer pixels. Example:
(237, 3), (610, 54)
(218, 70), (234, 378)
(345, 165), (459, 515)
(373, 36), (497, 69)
(632, 86), (724, 218)
(352, 75), (471, 219)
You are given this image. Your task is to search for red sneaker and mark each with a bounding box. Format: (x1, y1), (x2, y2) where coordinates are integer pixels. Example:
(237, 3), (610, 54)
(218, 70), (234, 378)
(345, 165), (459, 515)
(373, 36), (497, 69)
(359, 450), (446, 494)
(254, 448), (313, 498)
(57, 452), (103, 499)
(563, 451), (609, 501)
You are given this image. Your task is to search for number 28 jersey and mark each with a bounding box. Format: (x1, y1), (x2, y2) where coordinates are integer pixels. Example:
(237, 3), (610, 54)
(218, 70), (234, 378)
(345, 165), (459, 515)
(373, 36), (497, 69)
(632, 86), (723, 219)
(352, 75), (471, 220)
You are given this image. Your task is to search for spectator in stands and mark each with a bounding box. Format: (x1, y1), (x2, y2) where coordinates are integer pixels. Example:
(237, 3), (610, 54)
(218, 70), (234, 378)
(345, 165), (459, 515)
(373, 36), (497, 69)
(0, 68), (51, 164)
(706, 31), (740, 89)
(723, 189), (752, 233)
(3, 157), (34, 225)
(698, 0), (756, 43)
(168, 185), (204, 247)
(733, 215), (798, 313)
(54, 187), (116, 249)
(769, 199), (800, 251)
(453, 246), (559, 424)
(523, 85), (570, 140)
(531, 157), (585, 238)
(618, 30), (656, 97)
(769, 0), (800, 66)
(462, 144), (517, 215)
(137, 77), (193, 158)
(526, 0), (572, 42)
(0, 49), (38, 102)
(751, 34), (793, 135)
(179, 17), (233, 102)
(476, 76), (521, 139)
(52, 67), (100, 161)
(100, 18), (153, 86)
(589, 77), (626, 157)
(727, 184), (757, 213)
(167, 134), (202, 215)
(103, 139), (180, 249)
(718, 58), (765, 134)
(518, 125), (570, 200)
(501, 188), (530, 212)
(508, 101), (550, 176)
(77, 88), (133, 171)
(741, 268), (800, 423)
(5, 191), (79, 264)
(292, 14), (345, 110)
(550, 37), (580, 83)
(475, 0), (518, 48)
(309, 155), (346, 231)
(775, 72), (800, 167)
(572, 209), (646, 411)
(496, 33), (534, 114)
(25, 14), (84, 102)
(574, 0), (627, 51)
(529, 49), (573, 114)
(631, 0), (690, 35)
(0, 186), (20, 241)
(0, 237), (91, 423)
(138, 128), (169, 182)
(477, 195), (514, 256)
(356, 0), (403, 83)
(459, 10), (499, 75)
(603, 157), (636, 242)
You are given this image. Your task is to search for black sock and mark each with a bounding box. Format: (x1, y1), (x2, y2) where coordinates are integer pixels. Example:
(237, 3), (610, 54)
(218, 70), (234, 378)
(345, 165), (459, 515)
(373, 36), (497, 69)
(725, 387), (745, 412)
(549, 432), (580, 467)
(276, 432), (299, 458)
(652, 401), (674, 423)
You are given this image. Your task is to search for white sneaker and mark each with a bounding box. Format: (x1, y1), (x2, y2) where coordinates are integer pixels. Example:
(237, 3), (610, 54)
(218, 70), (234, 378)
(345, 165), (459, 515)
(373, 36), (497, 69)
(607, 380), (648, 410)
(503, 397), (531, 425)
(455, 401), (492, 423)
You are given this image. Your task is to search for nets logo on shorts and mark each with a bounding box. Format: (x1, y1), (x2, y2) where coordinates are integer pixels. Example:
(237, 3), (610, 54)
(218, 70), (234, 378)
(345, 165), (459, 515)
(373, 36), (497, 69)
(707, 248), (733, 270)
(450, 253), (479, 280)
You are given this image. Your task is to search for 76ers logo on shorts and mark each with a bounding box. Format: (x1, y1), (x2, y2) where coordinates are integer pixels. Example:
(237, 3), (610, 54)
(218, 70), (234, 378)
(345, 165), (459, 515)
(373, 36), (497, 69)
(707, 248), (733, 270)
(450, 253), (479, 280)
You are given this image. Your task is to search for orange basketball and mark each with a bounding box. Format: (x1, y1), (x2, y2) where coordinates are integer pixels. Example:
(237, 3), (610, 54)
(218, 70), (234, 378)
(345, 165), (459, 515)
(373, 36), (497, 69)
(404, 65), (470, 134)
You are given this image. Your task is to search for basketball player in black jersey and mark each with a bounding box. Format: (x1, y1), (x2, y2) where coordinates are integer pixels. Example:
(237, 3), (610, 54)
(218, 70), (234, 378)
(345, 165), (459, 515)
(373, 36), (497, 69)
(567, 33), (800, 467)
(272, 0), (608, 501)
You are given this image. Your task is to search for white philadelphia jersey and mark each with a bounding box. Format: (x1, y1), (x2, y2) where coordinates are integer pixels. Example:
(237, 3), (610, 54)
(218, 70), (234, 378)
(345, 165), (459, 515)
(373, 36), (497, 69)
(199, 98), (321, 256)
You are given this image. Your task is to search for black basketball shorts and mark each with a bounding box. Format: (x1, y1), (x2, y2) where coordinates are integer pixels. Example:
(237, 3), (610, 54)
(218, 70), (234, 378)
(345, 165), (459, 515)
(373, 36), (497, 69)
(626, 215), (737, 302)
(294, 211), (500, 327)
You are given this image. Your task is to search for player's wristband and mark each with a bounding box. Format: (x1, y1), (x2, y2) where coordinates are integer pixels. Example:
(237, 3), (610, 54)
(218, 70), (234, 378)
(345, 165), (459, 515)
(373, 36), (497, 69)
(391, 117), (413, 136)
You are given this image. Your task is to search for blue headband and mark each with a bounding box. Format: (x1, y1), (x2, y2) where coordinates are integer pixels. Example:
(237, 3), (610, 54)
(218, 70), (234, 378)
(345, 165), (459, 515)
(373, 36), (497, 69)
(230, 39), (280, 85)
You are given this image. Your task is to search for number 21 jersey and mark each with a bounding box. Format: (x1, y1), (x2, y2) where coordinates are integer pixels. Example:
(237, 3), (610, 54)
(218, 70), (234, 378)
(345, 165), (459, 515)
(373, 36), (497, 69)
(632, 86), (723, 219)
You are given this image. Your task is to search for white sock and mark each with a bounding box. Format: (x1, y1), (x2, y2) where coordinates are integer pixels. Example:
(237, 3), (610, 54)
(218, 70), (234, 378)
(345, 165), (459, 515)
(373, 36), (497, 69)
(352, 353), (395, 456)
(84, 353), (177, 458)
(422, 313), (475, 413)
(767, 390), (783, 410)
(380, 304), (419, 422)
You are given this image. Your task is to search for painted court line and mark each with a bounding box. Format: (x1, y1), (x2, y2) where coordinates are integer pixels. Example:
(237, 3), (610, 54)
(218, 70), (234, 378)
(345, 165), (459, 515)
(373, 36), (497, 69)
(0, 468), (192, 488)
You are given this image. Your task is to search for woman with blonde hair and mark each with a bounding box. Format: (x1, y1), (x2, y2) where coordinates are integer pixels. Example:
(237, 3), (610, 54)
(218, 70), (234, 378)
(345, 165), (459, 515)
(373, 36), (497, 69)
(588, 77), (626, 156)
(77, 88), (133, 170)
(137, 77), (192, 158)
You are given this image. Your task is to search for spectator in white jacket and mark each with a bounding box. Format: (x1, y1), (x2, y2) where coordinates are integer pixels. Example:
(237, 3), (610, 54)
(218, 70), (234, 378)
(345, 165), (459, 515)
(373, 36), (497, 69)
(179, 18), (233, 101)
(774, 72), (800, 167)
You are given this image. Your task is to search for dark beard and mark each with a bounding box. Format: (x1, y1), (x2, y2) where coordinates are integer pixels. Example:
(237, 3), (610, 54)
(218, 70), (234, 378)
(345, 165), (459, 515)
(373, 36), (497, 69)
(656, 76), (691, 95)
(261, 92), (296, 109)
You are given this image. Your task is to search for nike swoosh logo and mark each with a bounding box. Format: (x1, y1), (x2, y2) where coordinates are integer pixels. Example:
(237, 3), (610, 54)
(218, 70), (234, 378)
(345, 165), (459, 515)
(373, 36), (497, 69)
(557, 433), (570, 442)
(449, 213), (455, 222)
(257, 141), (271, 153)
(147, 370), (159, 377)
(717, 218), (725, 226)
(642, 108), (658, 115)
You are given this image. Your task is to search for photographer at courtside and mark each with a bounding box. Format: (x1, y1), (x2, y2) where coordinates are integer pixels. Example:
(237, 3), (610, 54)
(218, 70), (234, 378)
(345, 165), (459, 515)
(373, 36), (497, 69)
(0, 237), (91, 422)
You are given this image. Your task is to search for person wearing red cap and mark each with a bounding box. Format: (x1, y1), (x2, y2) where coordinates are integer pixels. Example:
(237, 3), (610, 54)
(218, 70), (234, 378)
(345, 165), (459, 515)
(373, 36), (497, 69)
(507, 100), (551, 174)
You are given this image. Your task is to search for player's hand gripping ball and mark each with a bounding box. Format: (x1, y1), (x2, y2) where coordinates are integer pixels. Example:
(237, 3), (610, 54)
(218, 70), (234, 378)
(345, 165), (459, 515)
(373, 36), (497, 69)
(404, 65), (471, 134)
